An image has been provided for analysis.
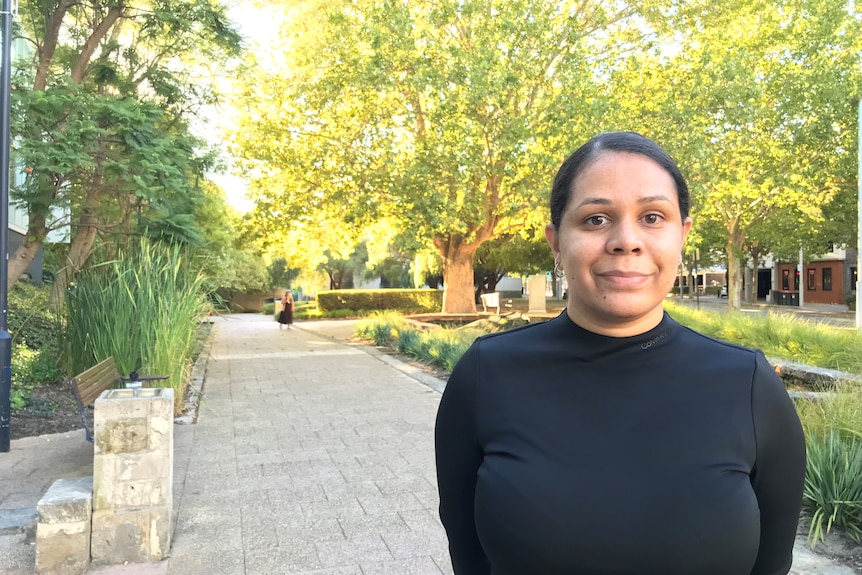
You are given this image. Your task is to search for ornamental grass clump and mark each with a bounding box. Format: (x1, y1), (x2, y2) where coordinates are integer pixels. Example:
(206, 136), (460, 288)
(396, 327), (424, 358)
(424, 328), (481, 372)
(355, 314), (485, 373)
(64, 239), (209, 414)
(795, 385), (862, 545)
(801, 427), (862, 544)
(355, 312), (406, 346)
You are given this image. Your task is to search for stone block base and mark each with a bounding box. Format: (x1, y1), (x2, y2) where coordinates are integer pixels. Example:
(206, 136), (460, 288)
(35, 477), (93, 575)
(90, 505), (171, 565)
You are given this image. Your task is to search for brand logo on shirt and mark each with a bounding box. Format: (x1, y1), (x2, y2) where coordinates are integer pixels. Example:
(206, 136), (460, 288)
(641, 329), (671, 350)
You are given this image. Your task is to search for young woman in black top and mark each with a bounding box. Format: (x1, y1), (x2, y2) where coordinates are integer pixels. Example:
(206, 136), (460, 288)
(435, 132), (806, 575)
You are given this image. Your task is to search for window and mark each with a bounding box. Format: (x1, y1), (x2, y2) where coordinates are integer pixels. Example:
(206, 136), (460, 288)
(782, 269), (790, 291)
(822, 268), (833, 291)
(808, 269), (816, 291)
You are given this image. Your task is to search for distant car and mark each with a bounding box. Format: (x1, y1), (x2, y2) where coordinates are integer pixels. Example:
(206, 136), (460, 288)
(719, 285), (728, 298)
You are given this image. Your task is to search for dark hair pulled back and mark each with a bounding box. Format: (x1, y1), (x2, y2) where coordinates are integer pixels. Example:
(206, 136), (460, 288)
(549, 132), (691, 229)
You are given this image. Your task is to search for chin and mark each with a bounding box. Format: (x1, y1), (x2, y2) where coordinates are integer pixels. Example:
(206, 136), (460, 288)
(599, 297), (663, 323)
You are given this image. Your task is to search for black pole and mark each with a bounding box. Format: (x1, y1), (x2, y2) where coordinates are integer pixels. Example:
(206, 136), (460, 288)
(0, 0), (13, 452)
(695, 249), (700, 309)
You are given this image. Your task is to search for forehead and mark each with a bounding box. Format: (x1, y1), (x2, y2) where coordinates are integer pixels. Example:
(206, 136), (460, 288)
(569, 151), (677, 202)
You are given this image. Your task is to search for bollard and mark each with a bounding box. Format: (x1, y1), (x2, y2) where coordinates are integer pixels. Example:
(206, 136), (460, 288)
(90, 387), (173, 565)
(527, 275), (547, 313)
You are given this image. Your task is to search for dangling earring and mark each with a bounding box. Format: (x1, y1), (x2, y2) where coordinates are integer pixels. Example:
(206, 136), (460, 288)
(554, 261), (565, 279)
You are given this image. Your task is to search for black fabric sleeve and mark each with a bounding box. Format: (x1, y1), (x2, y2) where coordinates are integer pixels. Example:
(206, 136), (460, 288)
(435, 342), (491, 575)
(749, 352), (807, 575)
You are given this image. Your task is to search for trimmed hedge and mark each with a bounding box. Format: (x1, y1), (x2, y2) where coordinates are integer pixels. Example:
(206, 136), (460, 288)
(317, 289), (443, 312)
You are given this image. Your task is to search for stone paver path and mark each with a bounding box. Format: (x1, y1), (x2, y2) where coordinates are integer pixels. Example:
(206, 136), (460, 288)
(166, 314), (452, 575)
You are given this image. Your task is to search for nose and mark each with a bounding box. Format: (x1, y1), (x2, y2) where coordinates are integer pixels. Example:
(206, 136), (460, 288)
(607, 219), (644, 254)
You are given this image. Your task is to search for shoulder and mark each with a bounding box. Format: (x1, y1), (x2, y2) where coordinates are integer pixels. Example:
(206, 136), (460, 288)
(472, 314), (565, 354)
(668, 316), (763, 363)
(666, 316), (789, 401)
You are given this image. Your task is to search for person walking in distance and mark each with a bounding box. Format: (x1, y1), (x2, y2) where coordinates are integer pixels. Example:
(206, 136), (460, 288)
(277, 291), (295, 330)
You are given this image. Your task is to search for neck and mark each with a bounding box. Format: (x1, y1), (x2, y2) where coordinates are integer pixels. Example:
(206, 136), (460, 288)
(566, 306), (665, 338)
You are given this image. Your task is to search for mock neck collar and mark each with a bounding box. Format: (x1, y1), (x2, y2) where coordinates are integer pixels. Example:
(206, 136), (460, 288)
(549, 310), (679, 361)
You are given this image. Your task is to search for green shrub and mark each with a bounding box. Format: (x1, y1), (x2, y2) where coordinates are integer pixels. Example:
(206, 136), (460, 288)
(11, 343), (37, 411)
(317, 289), (442, 312)
(847, 293), (856, 312)
(8, 283), (59, 350)
(10, 341), (63, 411)
(263, 301), (275, 315)
(803, 429), (862, 544)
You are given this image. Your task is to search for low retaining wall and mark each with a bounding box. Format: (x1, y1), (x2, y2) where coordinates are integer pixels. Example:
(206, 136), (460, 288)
(769, 357), (862, 390)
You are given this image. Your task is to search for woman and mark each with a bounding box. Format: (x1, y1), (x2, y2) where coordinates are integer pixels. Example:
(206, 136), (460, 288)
(435, 132), (806, 575)
(277, 291), (295, 329)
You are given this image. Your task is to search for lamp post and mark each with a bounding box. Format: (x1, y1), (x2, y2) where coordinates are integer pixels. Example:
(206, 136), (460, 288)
(695, 249), (700, 309)
(0, 0), (13, 452)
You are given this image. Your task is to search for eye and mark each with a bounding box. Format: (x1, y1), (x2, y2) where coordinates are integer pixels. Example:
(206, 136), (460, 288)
(585, 215), (607, 226)
(643, 213), (663, 225)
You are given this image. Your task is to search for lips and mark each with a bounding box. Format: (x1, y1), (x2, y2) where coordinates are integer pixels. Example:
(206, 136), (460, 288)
(596, 271), (650, 287)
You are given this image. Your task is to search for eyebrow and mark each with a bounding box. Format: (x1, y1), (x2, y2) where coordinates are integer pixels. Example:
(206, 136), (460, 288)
(574, 195), (673, 210)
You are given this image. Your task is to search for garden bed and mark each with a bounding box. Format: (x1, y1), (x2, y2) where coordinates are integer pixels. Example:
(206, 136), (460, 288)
(10, 382), (82, 440)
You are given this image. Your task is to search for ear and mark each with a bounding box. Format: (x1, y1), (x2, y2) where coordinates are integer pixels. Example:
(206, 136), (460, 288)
(682, 217), (693, 242)
(544, 223), (559, 259)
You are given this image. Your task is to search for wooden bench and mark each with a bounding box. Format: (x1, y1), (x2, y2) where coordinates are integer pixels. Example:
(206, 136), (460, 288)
(69, 356), (168, 443)
(479, 292), (501, 314)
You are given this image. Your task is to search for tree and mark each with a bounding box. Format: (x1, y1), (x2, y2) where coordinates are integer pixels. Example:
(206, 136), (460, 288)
(605, 0), (862, 310)
(318, 246), (368, 290)
(11, 0), (241, 299)
(268, 257), (302, 290)
(231, 0), (658, 313)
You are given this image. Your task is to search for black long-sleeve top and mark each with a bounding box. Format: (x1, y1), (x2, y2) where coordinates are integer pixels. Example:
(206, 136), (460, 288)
(435, 311), (806, 575)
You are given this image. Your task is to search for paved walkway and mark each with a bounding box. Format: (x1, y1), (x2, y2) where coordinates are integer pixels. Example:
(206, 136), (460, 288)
(0, 313), (858, 574)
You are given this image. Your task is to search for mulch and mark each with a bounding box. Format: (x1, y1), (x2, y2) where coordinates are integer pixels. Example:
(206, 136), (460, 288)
(9, 381), (83, 440)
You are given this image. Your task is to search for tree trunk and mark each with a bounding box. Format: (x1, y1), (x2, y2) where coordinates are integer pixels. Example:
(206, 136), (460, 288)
(50, 160), (106, 307)
(49, 208), (99, 308)
(34, 0), (76, 91)
(441, 247), (478, 313)
(70, 6), (124, 83)
(8, 213), (49, 291)
(435, 234), (481, 314)
(726, 222), (744, 311)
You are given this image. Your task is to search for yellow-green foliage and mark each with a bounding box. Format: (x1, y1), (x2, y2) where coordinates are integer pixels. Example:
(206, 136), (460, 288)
(317, 289), (443, 312)
(664, 302), (862, 374)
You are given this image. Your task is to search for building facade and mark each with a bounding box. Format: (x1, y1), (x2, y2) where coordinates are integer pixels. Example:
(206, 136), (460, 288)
(771, 246), (853, 306)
